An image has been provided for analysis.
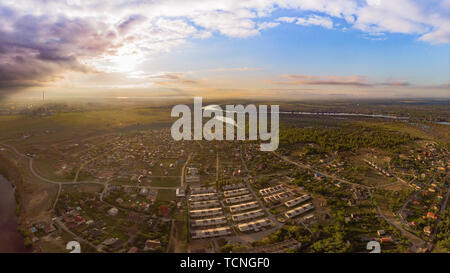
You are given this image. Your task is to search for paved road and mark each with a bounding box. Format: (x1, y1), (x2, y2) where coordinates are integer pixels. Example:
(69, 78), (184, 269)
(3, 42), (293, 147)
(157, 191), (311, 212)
(376, 205), (426, 252)
(0, 141), (186, 217)
(1, 141), (185, 188)
(240, 148), (282, 230)
(397, 191), (419, 227)
(29, 158), (105, 186)
(364, 159), (411, 187)
(431, 184), (450, 241)
(116, 184), (181, 190)
(216, 151), (219, 181)
(180, 152), (193, 189)
(273, 151), (372, 190)
(52, 184), (62, 211)
(2, 141), (198, 252)
(54, 218), (98, 250)
(273, 148), (428, 252)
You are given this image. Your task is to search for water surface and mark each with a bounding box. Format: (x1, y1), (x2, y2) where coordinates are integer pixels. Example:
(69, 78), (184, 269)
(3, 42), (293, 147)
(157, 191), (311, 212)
(0, 175), (29, 253)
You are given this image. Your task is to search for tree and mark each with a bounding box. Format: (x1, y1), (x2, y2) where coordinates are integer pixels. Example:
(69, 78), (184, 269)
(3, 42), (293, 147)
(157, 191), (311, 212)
(310, 233), (351, 253)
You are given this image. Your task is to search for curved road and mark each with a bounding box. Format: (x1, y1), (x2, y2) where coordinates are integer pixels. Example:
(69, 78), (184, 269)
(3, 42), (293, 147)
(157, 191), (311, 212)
(273, 149), (428, 252)
(0, 142), (188, 211)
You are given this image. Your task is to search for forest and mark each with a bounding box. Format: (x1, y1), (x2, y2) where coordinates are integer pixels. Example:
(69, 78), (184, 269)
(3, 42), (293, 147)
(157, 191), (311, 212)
(279, 124), (415, 153)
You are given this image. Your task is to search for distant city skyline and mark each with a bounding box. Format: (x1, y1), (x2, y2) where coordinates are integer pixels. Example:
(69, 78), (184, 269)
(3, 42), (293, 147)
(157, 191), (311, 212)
(0, 0), (449, 99)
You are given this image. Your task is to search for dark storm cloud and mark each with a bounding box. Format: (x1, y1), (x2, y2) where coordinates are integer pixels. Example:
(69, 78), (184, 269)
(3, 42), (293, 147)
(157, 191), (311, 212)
(0, 5), (116, 92)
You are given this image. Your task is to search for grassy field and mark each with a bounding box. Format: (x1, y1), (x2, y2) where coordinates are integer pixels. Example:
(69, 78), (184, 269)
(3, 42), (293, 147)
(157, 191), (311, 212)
(150, 177), (180, 187)
(62, 183), (104, 193)
(0, 107), (172, 141)
(156, 189), (176, 202)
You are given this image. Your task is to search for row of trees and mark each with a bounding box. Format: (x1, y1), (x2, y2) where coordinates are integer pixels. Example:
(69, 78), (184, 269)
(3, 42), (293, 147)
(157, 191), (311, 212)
(436, 209), (450, 251)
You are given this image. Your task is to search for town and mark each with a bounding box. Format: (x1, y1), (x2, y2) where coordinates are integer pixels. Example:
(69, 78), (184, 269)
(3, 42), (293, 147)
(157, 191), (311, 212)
(0, 104), (448, 253)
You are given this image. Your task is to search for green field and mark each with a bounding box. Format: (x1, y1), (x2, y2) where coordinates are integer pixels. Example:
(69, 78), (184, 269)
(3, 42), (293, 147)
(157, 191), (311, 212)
(0, 107), (172, 141)
(156, 189), (176, 202)
(150, 177), (180, 187)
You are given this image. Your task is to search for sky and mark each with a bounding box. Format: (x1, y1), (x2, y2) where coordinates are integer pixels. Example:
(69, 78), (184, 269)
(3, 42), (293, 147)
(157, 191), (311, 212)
(0, 0), (449, 100)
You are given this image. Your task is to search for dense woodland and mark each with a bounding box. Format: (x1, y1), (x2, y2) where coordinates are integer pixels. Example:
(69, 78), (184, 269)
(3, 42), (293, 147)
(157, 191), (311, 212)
(279, 125), (415, 153)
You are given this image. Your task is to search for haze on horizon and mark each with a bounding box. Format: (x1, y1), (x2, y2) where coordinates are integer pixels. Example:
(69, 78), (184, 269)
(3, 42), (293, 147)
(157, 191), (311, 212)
(0, 0), (449, 101)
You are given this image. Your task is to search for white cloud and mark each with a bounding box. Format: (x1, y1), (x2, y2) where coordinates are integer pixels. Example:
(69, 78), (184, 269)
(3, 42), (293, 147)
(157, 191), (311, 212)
(418, 25), (450, 44)
(258, 21), (280, 30)
(296, 15), (334, 29)
(1, 0), (449, 89)
(4, 0), (449, 43)
(190, 10), (259, 38)
(194, 30), (213, 39)
(276, 15), (333, 29)
(276, 0), (449, 43)
(276, 17), (297, 23)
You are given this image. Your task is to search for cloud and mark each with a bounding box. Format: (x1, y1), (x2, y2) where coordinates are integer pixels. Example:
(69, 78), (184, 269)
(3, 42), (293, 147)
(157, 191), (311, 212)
(147, 72), (201, 85)
(190, 10), (260, 38)
(0, 7), (114, 90)
(276, 74), (372, 86)
(353, 1), (450, 43)
(418, 22), (450, 43)
(380, 81), (411, 87)
(210, 67), (264, 72)
(274, 74), (415, 87)
(277, 15), (334, 29)
(277, 0), (449, 42)
(2, 1), (449, 43)
(276, 17), (297, 23)
(0, 0), (449, 94)
(257, 21), (280, 30)
(117, 15), (146, 35)
(296, 15), (333, 29)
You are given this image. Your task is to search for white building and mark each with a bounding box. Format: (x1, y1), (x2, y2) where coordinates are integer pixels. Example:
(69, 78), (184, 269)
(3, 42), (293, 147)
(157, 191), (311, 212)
(224, 188), (249, 198)
(186, 175), (200, 183)
(191, 186), (217, 195)
(225, 194), (253, 205)
(232, 209), (265, 222)
(259, 185), (284, 196)
(237, 218), (272, 232)
(191, 216), (227, 227)
(191, 226), (232, 239)
(190, 200), (221, 209)
(284, 203), (314, 219)
(187, 167), (198, 175)
(190, 207), (223, 218)
(186, 167), (200, 183)
(263, 191), (293, 204)
(284, 195), (311, 208)
(107, 207), (119, 216)
(229, 201), (260, 213)
(176, 188), (185, 198)
(189, 193), (218, 202)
